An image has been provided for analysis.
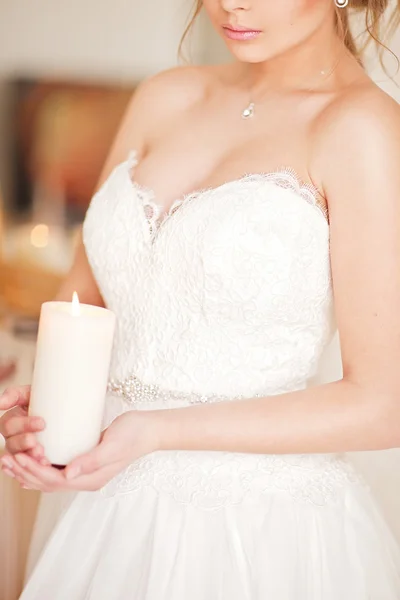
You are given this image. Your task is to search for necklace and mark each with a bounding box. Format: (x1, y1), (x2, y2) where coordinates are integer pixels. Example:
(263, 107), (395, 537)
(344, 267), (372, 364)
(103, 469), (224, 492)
(241, 56), (342, 120)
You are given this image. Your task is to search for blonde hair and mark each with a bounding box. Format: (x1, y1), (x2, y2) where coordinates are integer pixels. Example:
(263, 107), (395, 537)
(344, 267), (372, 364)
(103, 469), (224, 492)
(180, 0), (400, 71)
(336, 0), (400, 69)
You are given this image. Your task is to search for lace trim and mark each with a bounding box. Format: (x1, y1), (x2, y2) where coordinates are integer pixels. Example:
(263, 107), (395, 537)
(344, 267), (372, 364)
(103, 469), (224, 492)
(126, 150), (329, 244)
(259, 168), (328, 220)
(107, 373), (262, 405)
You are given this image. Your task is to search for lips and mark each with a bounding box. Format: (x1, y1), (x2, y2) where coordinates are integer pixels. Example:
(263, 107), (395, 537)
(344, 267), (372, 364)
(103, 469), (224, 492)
(222, 26), (262, 41)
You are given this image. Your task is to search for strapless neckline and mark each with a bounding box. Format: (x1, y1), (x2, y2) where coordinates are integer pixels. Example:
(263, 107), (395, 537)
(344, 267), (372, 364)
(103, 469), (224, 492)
(125, 150), (329, 245)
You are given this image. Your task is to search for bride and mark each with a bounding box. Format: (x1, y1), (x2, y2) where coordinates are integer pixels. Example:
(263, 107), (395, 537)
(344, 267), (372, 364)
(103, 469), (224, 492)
(2, 0), (400, 597)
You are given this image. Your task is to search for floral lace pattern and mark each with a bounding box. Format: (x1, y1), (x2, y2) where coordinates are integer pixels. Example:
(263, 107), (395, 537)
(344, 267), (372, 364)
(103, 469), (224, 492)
(81, 150), (346, 508)
(100, 449), (367, 509)
(83, 150), (334, 395)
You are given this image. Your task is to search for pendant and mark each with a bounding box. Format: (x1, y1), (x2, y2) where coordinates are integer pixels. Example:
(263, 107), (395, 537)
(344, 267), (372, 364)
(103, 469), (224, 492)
(241, 102), (255, 120)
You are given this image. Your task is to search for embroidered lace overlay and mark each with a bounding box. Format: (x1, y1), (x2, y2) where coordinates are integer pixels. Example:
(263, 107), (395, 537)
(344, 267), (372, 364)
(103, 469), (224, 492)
(81, 150), (357, 509)
(99, 442), (365, 509)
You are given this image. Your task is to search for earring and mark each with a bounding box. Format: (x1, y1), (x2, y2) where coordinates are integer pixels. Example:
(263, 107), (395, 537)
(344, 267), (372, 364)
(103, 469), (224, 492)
(335, 0), (349, 6)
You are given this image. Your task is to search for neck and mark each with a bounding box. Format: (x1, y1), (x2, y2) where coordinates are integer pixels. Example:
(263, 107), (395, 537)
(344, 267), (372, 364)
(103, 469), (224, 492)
(241, 20), (352, 96)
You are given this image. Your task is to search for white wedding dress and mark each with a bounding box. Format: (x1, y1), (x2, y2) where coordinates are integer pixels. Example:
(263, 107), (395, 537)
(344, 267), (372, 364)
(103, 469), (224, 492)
(21, 151), (400, 599)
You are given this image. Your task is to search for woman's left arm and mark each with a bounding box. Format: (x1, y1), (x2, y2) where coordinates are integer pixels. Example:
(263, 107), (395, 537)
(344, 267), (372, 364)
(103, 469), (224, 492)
(155, 88), (400, 456)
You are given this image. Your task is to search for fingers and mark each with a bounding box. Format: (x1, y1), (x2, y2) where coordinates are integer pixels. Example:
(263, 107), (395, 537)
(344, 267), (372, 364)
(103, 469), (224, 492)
(0, 407), (45, 455)
(27, 444), (51, 465)
(0, 385), (31, 411)
(5, 432), (40, 454)
(64, 461), (124, 491)
(64, 438), (119, 480)
(2, 454), (45, 489)
(1, 451), (124, 492)
(1, 411), (44, 438)
(1, 453), (65, 492)
(14, 454), (59, 489)
(0, 406), (24, 437)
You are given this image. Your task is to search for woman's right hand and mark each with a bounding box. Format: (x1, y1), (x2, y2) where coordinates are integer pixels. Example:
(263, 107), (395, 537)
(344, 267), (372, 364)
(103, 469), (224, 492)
(0, 386), (48, 466)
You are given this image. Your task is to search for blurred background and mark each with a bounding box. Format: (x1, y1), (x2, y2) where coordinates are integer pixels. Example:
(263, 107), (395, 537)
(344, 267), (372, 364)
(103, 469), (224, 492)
(1, 1), (400, 599)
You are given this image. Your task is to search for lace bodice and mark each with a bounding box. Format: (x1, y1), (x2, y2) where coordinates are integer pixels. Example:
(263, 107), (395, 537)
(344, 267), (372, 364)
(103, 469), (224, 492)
(80, 153), (363, 509)
(82, 151), (335, 403)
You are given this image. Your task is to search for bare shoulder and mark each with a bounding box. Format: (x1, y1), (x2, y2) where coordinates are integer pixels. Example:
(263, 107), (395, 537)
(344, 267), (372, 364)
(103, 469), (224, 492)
(137, 64), (216, 108)
(312, 79), (400, 195)
(321, 79), (400, 140)
(129, 64), (220, 130)
(97, 64), (221, 175)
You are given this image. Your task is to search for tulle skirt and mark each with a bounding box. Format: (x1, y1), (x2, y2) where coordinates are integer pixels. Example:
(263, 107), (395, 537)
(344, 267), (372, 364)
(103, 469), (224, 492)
(20, 448), (400, 600)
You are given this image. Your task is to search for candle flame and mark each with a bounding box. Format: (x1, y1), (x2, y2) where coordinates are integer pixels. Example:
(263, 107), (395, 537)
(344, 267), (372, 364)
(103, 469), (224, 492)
(71, 291), (80, 316)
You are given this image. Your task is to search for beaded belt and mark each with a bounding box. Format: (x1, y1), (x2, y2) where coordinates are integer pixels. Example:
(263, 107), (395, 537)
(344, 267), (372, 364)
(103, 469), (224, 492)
(107, 374), (262, 405)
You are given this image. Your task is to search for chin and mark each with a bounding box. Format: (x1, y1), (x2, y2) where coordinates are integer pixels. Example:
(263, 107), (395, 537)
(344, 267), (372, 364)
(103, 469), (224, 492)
(226, 44), (272, 64)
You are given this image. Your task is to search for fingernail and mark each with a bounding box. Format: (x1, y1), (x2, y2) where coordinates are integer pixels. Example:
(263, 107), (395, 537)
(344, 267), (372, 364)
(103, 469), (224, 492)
(15, 454), (27, 467)
(32, 418), (45, 429)
(66, 466), (81, 480)
(1, 456), (13, 469)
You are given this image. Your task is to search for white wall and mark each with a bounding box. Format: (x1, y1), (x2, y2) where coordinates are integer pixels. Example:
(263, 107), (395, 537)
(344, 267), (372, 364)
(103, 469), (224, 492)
(0, 0), (207, 81)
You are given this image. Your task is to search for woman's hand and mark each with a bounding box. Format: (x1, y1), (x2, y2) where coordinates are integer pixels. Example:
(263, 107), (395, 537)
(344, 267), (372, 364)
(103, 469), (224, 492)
(0, 409), (162, 492)
(0, 386), (48, 468)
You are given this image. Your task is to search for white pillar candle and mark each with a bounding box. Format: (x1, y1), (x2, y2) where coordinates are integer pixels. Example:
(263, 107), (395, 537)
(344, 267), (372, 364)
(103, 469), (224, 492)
(29, 293), (116, 466)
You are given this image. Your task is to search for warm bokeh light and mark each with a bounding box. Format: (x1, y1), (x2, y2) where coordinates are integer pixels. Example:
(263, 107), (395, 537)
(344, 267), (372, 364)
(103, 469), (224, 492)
(30, 223), (49, 248)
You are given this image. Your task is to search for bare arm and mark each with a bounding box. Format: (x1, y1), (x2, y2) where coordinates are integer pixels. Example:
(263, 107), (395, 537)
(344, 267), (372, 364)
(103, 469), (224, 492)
(154, 88), (400, 455)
